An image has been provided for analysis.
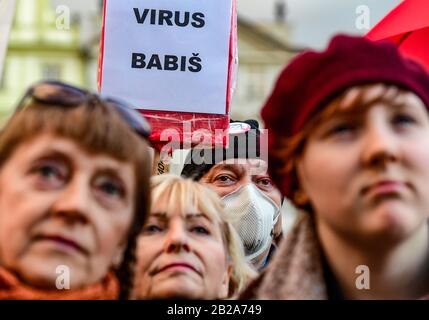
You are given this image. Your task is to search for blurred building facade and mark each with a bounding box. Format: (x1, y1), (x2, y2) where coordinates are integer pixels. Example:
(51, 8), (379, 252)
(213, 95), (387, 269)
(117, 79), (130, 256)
(0, 0), (298, 123)
(0, 0), (100, 121)
(232, 15), (297, 122)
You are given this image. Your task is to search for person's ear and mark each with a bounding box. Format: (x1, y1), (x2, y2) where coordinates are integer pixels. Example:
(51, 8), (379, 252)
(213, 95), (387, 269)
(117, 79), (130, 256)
(219, 264), (232, 299)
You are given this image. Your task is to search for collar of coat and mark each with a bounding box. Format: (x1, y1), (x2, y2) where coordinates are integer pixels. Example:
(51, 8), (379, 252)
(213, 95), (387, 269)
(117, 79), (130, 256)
(241, 213), (328, 299)
(241, 213), (429, 300)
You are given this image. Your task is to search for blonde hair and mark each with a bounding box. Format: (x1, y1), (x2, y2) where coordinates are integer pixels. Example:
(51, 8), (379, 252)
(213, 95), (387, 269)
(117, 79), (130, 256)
(149, 174), (257, 298)
(0, 100), (152, 299)
(270, 83), (426, 209)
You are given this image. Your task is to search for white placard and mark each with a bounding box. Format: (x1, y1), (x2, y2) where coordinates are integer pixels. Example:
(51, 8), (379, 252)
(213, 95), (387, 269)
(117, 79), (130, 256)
(0, 0), (16, 82)
(100, 0), (233, 115)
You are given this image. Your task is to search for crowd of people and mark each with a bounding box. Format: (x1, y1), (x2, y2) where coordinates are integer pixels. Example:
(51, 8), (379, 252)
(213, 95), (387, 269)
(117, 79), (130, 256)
(1, 34), (429, 300)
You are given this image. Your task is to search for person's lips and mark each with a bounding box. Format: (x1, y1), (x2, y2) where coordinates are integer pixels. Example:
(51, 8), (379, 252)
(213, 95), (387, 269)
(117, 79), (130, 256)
(361, 180), (408, 198)
(33, 234), (88, 255)
(155, 262), (201, 276)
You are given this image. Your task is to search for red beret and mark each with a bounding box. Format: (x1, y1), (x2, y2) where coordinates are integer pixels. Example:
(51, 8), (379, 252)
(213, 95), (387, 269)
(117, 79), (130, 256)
(261, 34), (429, 198)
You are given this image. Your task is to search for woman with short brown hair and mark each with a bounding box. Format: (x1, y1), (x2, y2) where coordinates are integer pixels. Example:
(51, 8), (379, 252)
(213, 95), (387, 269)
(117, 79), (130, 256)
(0, 81), (152, 299)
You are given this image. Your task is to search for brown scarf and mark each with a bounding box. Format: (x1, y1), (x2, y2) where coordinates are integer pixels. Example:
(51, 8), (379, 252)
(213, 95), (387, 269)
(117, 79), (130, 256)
(0, 267), (119, 300)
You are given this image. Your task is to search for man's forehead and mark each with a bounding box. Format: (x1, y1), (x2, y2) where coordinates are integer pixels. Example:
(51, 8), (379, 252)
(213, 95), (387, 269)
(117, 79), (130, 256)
(214, 158), (268, 175)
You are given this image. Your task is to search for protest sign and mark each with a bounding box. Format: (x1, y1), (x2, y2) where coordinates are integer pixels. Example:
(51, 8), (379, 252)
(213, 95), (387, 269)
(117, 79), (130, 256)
(0, 0), (16, 83)
(99, 0), (237, 152)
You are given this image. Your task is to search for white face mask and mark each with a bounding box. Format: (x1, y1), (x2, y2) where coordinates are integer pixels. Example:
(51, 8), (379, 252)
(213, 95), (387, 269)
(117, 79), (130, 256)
(222, 184), (280, 263)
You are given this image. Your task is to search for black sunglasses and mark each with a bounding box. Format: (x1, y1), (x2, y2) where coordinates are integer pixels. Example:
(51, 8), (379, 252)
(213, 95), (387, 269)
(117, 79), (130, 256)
(15, 80), (151, 139)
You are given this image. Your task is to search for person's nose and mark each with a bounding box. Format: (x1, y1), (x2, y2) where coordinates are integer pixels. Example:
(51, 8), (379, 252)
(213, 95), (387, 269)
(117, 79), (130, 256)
(361, 120), (400, 169)
(163, 222), (190, 253)
(50, 175), (91, 224)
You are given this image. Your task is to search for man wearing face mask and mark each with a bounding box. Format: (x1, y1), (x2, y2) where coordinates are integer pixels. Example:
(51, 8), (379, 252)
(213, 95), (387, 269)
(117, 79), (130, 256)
(181, 120), (283, 270)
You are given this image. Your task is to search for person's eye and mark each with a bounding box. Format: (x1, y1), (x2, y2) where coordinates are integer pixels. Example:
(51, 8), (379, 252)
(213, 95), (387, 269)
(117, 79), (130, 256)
(392, 113), (417, 127)
(142, 224), (163, 234)
(94, 176), (125, 199)
(214, 174), (235, 184)
(328, 123), (355, 135)
(31, 161), (67, 188)
(101, 182), (122, 196)
(191, 225), (210, 235)
(257, 178), (274, 189)
(324, 122), (358, 139)
(39, 165), (60, 178)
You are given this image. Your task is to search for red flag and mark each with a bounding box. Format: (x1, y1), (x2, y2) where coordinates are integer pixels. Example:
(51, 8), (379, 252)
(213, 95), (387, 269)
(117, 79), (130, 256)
(367, 0), (429, 72)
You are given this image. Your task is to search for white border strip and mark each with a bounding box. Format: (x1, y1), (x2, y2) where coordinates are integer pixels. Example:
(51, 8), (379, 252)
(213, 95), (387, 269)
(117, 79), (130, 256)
(0, 0), (17, 82)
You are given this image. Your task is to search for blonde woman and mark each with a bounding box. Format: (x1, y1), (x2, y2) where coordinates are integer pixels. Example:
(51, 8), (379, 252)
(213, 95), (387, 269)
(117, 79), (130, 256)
(133, 174), (256, 299)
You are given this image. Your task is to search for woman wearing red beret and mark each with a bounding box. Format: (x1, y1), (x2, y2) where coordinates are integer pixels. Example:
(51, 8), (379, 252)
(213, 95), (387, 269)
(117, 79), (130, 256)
(242, 35), (429, 299)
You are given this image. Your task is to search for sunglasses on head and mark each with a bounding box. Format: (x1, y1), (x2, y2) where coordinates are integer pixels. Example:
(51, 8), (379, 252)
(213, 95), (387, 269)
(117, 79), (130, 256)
(15, 80), (152, 139)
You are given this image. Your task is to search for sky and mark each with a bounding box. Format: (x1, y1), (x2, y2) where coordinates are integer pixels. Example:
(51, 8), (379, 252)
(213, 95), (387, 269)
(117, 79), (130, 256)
(237, 0), (402, 49)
